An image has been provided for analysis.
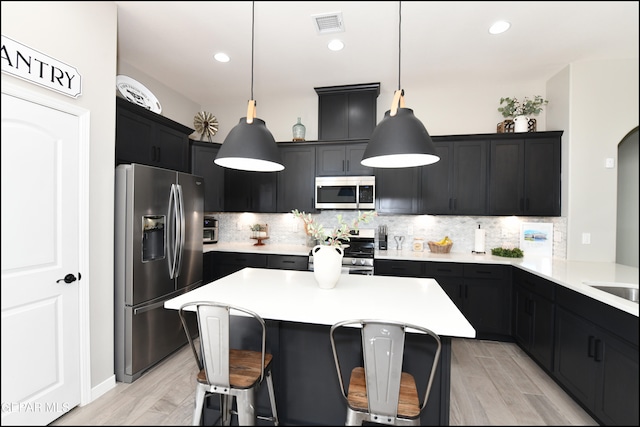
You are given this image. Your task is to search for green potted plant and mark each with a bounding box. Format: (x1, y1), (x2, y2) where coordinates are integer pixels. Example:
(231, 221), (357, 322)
(498, 95), (548, 132)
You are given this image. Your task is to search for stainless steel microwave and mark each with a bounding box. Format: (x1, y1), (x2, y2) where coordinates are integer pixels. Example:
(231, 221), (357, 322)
(315, 176), (375, 209)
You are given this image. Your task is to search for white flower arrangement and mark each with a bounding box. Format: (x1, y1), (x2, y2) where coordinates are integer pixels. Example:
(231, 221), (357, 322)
(291, 209), (377, 247)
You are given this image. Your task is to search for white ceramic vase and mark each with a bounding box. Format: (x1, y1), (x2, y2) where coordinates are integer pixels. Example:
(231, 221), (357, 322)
(311, 245), (344, 289)
(513, 115), (529, 132)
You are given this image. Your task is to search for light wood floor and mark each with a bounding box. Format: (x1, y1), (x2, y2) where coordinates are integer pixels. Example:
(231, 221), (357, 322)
(51, 338), (598, 426)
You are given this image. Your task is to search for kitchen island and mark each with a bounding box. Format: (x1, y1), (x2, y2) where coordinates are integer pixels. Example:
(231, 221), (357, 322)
(165, 267), (475, 425)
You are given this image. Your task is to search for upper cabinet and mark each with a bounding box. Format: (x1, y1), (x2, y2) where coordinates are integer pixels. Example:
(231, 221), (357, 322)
(190, 140), (225, 212)
(488, 131), (562, 216)
(315, 83), (380, 141)
(115, 97), (193, 173)
(315, 141), (374, 176)
(421, 136), (488, 215)
(223, 169), (277, 213)
(276, 143), (317, 213)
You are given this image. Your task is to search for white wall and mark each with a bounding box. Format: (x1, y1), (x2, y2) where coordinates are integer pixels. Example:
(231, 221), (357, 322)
(563, 60), (639, 262)
(1, 1), (117, 397)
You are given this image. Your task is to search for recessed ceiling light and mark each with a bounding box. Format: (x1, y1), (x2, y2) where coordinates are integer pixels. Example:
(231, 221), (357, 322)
(214, 52), (230, 63)
(327, 39), (344, 51)
(489, 20), (511, 35)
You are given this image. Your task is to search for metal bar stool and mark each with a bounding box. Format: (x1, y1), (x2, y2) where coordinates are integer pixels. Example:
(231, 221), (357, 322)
(179, 301), (279, 426)
(330, 319), (441, 426)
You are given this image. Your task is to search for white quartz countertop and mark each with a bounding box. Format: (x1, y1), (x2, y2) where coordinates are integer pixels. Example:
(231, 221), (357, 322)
(203, 242), (639, 317)
(165, 268), (476, 339)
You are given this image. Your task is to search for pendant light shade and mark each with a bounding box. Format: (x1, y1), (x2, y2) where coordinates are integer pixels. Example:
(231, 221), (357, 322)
(214, 1), (284, 172)
(215, 101), (284, 172)
(361, 103), (439, 168)
(361, 1), (439, 168)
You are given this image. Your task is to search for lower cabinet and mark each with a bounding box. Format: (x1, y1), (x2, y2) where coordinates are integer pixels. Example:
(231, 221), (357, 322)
(435, 263), (511, 339)
(375, 260), (511, 338)
(207, 251), (308, 281)
(554, 287), (639, 426)
(512, 269), (555, 372)
(374, 259), (424, 277)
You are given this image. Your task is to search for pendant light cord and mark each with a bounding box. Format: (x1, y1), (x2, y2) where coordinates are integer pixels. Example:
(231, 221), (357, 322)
(251, 0), (255, 101)
(397, 0), (402, 92)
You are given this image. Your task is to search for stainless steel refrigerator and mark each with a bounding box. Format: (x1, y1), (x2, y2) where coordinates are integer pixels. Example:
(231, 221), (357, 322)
(114, 163), (204, 383)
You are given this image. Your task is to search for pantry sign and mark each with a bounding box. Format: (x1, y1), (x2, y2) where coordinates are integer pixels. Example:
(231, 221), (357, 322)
(1, 35), (82, 98)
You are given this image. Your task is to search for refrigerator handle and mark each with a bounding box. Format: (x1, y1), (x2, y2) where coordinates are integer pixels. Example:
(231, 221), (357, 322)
(175, 184), (185, 277)
(169, 184), (181, 279)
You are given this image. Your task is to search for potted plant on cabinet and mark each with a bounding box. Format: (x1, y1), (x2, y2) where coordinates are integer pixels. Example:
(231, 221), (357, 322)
(497, 95), (548, 132)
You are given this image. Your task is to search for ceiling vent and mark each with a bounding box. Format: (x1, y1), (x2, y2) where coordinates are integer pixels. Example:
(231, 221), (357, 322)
(312, 12), (345, 34)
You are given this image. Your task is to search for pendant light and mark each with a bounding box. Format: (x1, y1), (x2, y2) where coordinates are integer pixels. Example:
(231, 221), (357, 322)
(215, 1), (284, 172)
(361, 1), (439, 168)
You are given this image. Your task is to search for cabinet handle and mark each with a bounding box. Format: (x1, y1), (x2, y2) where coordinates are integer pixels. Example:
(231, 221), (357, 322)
(588, 336), (595, 358)
(594, 339), (603, 362)
(342, 160), (345, 171)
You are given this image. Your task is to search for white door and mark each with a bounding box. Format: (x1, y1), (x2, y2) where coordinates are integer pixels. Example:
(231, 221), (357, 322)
(1, 90), (82, 425)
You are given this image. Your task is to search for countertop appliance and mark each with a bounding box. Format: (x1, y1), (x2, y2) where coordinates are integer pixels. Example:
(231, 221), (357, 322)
(315, 176), (375, 209)
(115, 163), (204, 383)
(308, 229), (375, 275)
(203, 216), (218, 244)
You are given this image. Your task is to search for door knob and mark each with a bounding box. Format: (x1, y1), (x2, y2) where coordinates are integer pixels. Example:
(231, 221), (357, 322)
(57, 273), (77, 284)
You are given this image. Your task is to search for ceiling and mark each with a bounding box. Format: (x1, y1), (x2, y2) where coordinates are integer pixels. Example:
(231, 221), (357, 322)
(115, 1), (639, 107)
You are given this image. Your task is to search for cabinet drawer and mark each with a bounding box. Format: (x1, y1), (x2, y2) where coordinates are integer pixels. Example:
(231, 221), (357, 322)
(463, 263), (507, 279)
(514, 269), (554, 300)
(424, 262), (464, 277)
(267, 255), (308, 271)
(374, 260), (423, 277)
(216, 252), (268, 268)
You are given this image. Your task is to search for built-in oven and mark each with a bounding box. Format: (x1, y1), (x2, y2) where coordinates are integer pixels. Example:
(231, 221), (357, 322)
(315, 176), (375, 209)
(308, 229), (375, 275)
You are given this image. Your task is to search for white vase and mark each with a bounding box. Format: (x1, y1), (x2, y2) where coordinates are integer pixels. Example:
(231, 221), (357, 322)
(311, 245), (344, 289)
(513, 115), (529, 132)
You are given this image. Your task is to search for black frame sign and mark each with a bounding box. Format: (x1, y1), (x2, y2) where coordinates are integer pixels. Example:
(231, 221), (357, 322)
(1, 35), (82, 98)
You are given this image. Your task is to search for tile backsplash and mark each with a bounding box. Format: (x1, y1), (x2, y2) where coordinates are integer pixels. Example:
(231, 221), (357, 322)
(209, 211), (568, 259)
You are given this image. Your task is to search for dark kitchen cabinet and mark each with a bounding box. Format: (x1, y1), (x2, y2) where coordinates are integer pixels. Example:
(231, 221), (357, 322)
(375, 260), (511, 338)
(115, 96), (192, 172)
(375, 167), (422, 214)
(554, 286), (639, 426)
(276, 143), (317, 213)
(315, 83), (380, 141)
(429, 263), (511, 339)
(203, 251), (215, 284)
(315, 142), (373, 176)
(191, 140), (224, 212)
(421, 137), (488, 215)
(208, 252), (268, 280)
(488, 131), (562, 216)
(512, 269), (555, 372)
(208, 252), (308, 281)
(223, 169), (277, 213)
(266, 254), (309, 271)
(374, 259), (424, 277)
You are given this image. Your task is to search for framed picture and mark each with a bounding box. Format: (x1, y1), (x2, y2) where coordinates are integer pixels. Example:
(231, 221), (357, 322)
(520, 222), (553, 257)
